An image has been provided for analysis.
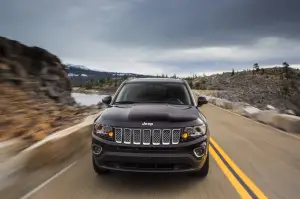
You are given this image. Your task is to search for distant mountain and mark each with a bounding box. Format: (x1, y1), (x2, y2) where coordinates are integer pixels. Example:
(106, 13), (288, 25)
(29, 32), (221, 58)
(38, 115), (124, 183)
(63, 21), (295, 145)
(65, 64), (90, 71)
(65, 64), (154, 86)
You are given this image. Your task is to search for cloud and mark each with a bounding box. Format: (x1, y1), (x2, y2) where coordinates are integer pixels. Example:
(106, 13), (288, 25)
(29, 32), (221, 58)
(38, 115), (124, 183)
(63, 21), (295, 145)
(98, 0), (300, 48)
(0, 0), (300, 76)
(149, 37), (300, 64)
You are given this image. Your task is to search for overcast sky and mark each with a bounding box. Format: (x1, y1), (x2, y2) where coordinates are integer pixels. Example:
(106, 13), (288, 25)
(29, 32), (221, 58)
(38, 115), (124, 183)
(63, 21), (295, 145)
(1, 0), (300, 76)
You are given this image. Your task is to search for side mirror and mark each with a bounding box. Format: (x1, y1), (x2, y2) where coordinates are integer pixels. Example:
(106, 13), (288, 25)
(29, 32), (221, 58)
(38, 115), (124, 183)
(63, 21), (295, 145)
(102, 95), (112, 105)
(197, 96), (208, 107)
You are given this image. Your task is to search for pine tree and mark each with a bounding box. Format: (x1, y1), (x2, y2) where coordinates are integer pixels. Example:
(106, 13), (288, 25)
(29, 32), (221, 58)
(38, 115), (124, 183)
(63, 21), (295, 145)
(283, 62), (290, 79)
(253, 63), (259, 71)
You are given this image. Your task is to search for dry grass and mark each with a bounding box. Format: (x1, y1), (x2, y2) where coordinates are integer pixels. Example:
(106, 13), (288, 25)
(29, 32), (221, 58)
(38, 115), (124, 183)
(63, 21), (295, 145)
(0, 83), (95, 144)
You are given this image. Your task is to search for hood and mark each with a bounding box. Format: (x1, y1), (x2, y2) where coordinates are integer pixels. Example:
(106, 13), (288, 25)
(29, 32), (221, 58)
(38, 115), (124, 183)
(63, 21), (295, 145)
(98, 104), (201, 124)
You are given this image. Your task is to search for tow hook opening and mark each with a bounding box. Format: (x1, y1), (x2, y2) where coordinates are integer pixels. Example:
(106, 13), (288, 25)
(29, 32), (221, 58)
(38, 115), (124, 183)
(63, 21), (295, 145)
(193, 142), (207, 158)
(92, 144), (102, 155)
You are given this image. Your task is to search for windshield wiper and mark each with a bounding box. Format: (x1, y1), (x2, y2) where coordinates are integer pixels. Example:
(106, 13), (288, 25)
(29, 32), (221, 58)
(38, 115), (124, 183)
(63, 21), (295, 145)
(114, 101), (138, 104)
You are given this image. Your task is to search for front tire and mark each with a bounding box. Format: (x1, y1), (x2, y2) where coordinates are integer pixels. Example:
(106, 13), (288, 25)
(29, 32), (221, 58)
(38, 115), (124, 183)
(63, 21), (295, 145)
(192, 153), (209, 177)
(93, 156), (109, 175)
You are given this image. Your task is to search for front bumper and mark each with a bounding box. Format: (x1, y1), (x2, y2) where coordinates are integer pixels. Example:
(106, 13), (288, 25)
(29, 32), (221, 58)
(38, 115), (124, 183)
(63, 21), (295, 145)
(92, 135), (209, 173)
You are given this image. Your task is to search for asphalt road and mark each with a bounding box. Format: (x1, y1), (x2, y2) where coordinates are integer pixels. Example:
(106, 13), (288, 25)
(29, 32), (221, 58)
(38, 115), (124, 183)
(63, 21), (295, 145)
(23, 104), (300, 199)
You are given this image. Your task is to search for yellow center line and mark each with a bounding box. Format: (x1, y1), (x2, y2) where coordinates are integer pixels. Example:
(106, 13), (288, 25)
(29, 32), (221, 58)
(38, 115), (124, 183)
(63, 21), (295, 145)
(210, 137), (268, 199)
(209, 145), (252, 199)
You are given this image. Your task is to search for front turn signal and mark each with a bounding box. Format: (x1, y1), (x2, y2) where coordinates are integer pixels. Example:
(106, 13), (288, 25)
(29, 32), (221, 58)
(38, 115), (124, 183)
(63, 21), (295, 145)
(182, 132), (188, 139)
(108, 131), (114, 137)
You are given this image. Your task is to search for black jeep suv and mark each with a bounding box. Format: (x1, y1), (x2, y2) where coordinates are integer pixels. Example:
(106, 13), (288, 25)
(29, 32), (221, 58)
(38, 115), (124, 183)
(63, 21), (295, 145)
(92, 78), (210, 177)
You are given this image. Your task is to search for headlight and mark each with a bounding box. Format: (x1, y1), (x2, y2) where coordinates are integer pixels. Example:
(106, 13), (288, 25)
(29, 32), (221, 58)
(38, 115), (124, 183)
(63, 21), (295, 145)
(93, 123), (114, 141)
(182, 123), (206, 141)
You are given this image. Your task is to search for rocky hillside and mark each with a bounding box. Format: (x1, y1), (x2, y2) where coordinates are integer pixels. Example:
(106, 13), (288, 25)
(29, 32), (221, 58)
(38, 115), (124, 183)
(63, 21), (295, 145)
(0, 36), (75, 105)
(193, 67), (300, 113)
(0, 36), (97, 144)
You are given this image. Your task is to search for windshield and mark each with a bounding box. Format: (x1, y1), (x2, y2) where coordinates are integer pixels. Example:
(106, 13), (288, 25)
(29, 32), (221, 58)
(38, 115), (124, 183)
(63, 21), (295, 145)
(113, 82), (193, 105)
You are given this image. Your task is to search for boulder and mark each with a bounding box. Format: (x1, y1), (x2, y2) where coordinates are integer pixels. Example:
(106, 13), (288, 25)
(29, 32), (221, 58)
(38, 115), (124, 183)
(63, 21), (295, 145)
(255, 110), (278, 124)
(206, 96), (216, 104)
(214, 98), (223, 107)
(230, 102), (251, 114)
(232, 102), (250, 109)
(282, 109), (296, 116)
(214, 98), (233, 109)
(266, 105), (276, 110)
(210, 97), (217, 105)
(222, 100), (234, 109)
(242, 106), (261, 118)
(271, 114), (300, 133)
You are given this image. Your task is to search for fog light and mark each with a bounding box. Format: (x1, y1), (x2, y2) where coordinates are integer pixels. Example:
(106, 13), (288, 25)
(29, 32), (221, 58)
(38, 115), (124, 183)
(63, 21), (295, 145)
(92, 144), (102, 155)
(193, 142), (207, 158)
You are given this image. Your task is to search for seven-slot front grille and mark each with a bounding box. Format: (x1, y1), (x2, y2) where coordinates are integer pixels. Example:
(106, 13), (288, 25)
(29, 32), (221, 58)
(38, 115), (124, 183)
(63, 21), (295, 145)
(114, 128), (181, 145)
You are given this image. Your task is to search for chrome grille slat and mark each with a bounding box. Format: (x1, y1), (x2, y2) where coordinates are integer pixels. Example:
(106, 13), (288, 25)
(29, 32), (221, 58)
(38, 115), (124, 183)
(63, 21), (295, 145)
(123, 128), (132, 144)
(152, 129), (161, 145)
(133, 129), (141, 145)
(114, 128), (181, 145)
(162, 129), (171, 145)
(143, 129), (151, 145)
(115, 128), (122, 143)
(172, 129), (181, 144)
